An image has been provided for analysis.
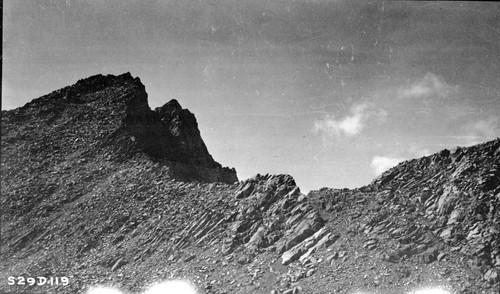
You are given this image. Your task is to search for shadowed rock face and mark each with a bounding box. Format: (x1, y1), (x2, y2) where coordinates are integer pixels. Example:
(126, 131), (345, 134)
(1, 73), (499, 294)
(1, 72), (237, 184)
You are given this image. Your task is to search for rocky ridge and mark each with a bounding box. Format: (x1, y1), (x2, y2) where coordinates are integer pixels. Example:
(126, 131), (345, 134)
(1, 73), (237, 188)
(1, 73), (499, 294)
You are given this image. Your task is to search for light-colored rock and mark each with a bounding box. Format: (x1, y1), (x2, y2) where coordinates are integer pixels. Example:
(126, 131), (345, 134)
(467, 223), (482, 240)
(446, 208), (462, 225)
(484, 268), (500, 284)
(246, 226), (267, 249)
(326, 252), (338, 263)
(306, 268), (316, 277)
(282, 247), (306, 265)
(111, 257), (127, 271)
(439, 226), (453, 240)
(436, 184), (459, 215)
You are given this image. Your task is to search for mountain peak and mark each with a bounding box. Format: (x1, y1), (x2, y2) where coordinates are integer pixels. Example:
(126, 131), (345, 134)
(159, 98), (182, 110)
(2, 72), (237, 184)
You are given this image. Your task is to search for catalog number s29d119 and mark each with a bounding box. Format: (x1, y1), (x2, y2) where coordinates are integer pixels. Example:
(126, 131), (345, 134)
(7, 276), (69, 286)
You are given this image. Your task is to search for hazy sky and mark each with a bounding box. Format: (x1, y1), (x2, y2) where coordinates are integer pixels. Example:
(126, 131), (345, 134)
(3, 0), (500, 191)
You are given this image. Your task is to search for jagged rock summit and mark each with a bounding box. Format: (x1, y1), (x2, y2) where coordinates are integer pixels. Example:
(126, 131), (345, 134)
(1, 72), (237, 184)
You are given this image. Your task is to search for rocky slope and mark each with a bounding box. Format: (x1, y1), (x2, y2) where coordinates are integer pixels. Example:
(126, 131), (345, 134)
(1, 73), (499, 294)
(1, 73), (237, 188)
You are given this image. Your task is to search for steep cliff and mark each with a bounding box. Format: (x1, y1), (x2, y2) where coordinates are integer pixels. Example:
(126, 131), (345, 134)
(1, 72), (237, 189)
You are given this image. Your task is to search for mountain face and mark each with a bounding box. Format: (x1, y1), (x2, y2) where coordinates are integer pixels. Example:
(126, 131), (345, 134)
(1, 73), (237, 186)
(1, 74), (499, 294)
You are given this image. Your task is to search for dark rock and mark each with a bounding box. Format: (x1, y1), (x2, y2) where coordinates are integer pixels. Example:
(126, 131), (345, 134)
(279, 212), (325, 254)
(184, 254), (196, 262)
(326, 253), (339, 264)
(235, 182), (255, 199)
(420, 247), (439, 264)
(363, 239), (378, 250)
(237, 254), (252, 265)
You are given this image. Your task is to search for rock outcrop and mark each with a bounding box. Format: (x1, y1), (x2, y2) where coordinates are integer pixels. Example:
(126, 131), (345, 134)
(307, 139), (500, 293)
(1, 72), (237, 186)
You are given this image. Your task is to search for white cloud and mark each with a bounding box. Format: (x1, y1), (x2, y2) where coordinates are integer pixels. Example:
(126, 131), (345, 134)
(376, 108), (388, 122)
(370, 156), (404, 175)
(399, 72), (458, 99)
(313, 103), (386, 143)
(461, 116), (499, 146)
(466, 116), (499, 138)
(408, 145), (432, 158)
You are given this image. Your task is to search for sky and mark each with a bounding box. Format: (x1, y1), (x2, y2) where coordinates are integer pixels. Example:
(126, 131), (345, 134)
(3, 0), (500, 192)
